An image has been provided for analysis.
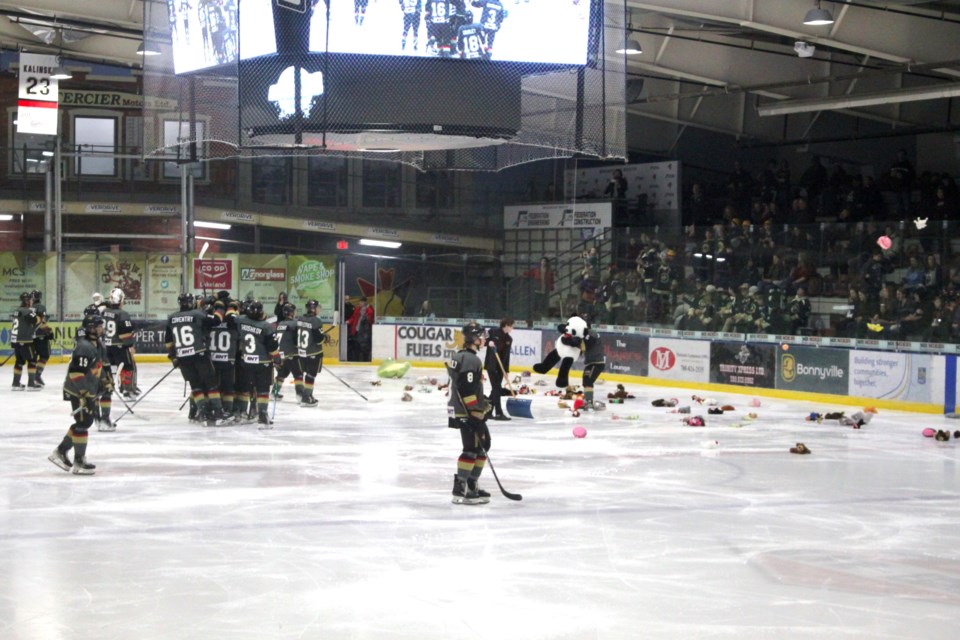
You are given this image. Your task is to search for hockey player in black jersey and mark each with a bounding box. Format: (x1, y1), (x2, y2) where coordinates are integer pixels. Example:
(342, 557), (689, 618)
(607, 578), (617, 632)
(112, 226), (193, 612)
(471, 0), (506, 57)
(296, 299), (329, 408)
(11, 291), (40, 390)
(165, 292), (228, 426)
(400, 0), (422, 51)
(455, 11), (487, 59)
(425, 0), (465, 56)
(275, 302), (304, 402)
(235, 300), (281, 428)
(209, 299), (241, 421)
(355, 0), (369, 25)
(446, 322), (493, 504)
(31, 289), (52, 386)
(579, 310), (606, 411)
(49, 314), (104, 475)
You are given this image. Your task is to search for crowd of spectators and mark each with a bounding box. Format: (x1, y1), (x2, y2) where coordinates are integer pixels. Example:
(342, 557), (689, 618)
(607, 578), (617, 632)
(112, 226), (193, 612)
(571, 151), (960, 343)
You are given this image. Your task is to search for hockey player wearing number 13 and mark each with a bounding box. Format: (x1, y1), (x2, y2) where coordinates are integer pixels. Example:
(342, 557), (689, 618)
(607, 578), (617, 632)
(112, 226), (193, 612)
(165, 293), (229, 427)
(446, 322), (493, 505)
(296, 299), (328, 408)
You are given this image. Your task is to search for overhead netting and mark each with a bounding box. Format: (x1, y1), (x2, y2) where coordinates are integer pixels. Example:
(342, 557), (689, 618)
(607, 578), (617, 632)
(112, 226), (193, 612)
(142, 0), (625, 170)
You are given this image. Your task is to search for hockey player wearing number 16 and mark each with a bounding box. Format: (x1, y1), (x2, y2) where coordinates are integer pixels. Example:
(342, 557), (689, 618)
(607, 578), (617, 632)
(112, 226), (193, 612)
(446, 322), (493, 505)
(165, 293), (229, 427)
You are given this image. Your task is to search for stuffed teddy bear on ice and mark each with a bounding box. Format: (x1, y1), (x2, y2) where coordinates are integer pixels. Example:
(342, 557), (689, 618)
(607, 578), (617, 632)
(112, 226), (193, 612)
(533, 316), (588, 388)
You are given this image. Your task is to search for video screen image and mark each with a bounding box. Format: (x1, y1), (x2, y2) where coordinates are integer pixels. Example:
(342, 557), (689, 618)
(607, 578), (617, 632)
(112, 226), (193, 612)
(169, 0), (594, 74)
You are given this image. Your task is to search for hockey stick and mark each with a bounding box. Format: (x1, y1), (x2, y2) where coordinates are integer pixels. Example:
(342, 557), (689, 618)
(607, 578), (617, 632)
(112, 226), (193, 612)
(323, 366), (382, 402)
(270, 380), (280, 421)
(0, 353), (13, 368)
(198, 241), (210, 300)
(113, 366), (177, 425)
(112, 364), (149, 421)
(483, 453), (523, 502)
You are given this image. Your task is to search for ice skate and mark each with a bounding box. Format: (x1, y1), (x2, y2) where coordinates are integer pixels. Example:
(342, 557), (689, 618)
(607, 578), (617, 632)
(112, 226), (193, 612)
(98, 417), (116, 432)
(11, 381), (24, 391)
(48, 449), (72, 472)
(71, 457), (96, 475)
(258, 412), (274, 430)
(27, 381), (43, 391)
(451, 475), (482, 505)
(299, 395), (318, 408)
(468, 478), (491, 504)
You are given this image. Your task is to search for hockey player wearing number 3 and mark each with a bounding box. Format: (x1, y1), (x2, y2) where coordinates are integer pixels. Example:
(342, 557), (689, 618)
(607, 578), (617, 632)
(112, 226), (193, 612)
(234, 300), (281, 428)
(446, 322), (493, 505)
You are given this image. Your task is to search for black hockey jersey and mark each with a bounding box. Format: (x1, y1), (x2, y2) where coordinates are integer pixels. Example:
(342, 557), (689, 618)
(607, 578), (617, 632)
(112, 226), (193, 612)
(426, 0), (462, 24)
(102, 306), (135, 348)
(457, 24), (486, 58)
(400, 0), (422, 13)
(276, 319), (299, 359)
(165, 308), (222, 359)
(446, 347), (485, 420)
(235, 316), (279, 364)
(296, 315), (327, 358)
(473, 0), (505, 31)
(208, 314), (238, 363)
(11, 306), (38, 343)
(64, 336), (103, 399)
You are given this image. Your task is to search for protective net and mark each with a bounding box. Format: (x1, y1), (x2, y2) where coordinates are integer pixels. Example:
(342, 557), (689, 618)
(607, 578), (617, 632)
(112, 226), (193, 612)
(142, 0), (625, 171)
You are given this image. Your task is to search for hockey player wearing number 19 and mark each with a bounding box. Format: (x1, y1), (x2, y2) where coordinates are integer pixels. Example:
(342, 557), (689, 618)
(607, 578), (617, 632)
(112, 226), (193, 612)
(165, 293), (229, 427)
(446, 322), (494, 505)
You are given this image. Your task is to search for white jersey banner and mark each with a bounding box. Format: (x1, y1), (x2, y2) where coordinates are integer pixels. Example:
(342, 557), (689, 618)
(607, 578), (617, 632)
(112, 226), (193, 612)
(17, 53), (59, 136)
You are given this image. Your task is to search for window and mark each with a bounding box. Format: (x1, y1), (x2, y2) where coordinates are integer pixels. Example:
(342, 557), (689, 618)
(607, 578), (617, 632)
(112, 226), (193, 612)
(9, 111), (51, 175)
(73, 116), (117, 176)
(162, 119), (207, 180)
(416, 170), (455, 208)
(307, 156), (348, 206)
(252, 157), (292, 205)
(362, 160), (401, 208)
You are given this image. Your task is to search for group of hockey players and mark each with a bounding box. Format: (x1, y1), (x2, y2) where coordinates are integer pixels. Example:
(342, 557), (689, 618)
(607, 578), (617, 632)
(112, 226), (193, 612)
(10, 289), (52, 390)
(394, 0), (510, 59)
(165, 291), (330, 429)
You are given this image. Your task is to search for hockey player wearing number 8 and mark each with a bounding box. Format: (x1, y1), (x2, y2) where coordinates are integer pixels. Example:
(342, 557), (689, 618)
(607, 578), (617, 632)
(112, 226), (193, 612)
(275, 302), (304, 403)
(470, 0), (506, 57)
(234, 300), (281, 428)
(446, 322), (493, 505)
(295, 299), (329, 408)
(165, 293), (229, 427)
(48, 314), (105, 475)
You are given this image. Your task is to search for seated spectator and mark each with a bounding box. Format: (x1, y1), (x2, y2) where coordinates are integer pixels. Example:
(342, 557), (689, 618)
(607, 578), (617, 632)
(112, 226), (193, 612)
(901, 256), (926, 297)
(926, 295), (949, 342)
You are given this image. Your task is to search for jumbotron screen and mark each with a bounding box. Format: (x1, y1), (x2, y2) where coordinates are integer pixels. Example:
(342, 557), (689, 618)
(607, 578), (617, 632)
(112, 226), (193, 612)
(168, 0), (595, 75)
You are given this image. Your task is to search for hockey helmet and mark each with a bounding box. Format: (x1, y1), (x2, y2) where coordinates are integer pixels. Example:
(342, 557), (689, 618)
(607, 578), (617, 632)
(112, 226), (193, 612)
(109, 287), (125, 305)
(83, 303), (100, 317)
(281, 302), (296, 319)
(30, 289), (42, 302)
(216, 290), (231, 302)
(178, 292), (195, 311)
(461, 322), (486, 344)
(247, 300), (265, 320)
(19, 291), (33, 305)
(81, 314), (103, 336)
(92, 292), (104, 306)
(304, 299), (319, 315)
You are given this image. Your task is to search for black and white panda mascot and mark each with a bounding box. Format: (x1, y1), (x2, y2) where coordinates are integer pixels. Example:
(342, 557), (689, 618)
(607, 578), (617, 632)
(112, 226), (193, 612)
(532, 315), (589, 388)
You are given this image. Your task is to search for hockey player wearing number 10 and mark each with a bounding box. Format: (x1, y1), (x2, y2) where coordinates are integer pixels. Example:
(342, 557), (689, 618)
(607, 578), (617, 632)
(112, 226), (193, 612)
(446, 322), (493, 505)
(165, 293), (229, 427)
(208, 299), (241, 421)
(275, 302), (304, 402)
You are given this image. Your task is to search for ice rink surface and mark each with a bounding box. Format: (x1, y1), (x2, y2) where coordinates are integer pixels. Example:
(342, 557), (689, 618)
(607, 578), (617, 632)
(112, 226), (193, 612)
(3, 362), (960, 639)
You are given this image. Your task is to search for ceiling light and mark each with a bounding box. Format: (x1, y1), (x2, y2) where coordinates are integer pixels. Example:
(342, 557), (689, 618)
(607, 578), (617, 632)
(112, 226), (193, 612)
(0, 214), (14, 221)
(616, 38), (642, 55)
(758, 84), (960, 116)
(41, 150), (55, 157)
(136, 41), (161, 56)
(803, 2), (834, 26)
(194, 221), (231, 230)
(359, 238), (402, 249)
(50, 60), (72, 80)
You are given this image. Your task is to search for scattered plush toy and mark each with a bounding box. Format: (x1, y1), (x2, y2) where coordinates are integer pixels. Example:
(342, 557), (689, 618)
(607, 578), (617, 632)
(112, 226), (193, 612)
(607, 384), (634, 400)
(922, 428), (935, 437)
(532, 315), (589, 388)
(401, 392), (413, 402)
(721, 405), (736, 412)
(790, 443), (811, 454)
(806, 412), (823, 423)
(683, 416), (705, 426)
(378, 358), (412, 379)
(935, 430), (951, 441)
(840, 411), (872, 429)
(652, 398), (679, 407)
(708, 407), (724, 415)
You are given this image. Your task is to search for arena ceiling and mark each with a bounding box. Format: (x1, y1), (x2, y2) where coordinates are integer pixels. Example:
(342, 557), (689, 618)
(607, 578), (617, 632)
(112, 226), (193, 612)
(3, 0), (960, 155)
